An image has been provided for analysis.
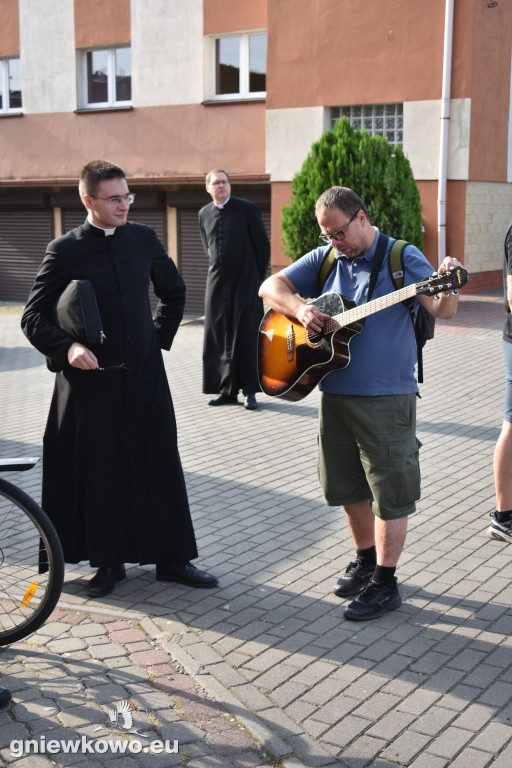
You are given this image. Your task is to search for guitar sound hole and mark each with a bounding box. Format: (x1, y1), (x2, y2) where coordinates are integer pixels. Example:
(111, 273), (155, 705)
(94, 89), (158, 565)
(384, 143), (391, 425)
(308, 331), (324, 345)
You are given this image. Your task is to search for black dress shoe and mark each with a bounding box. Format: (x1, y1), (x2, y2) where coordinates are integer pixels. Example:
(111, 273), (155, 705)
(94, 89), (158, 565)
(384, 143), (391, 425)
(244, 394), (257, 410)
(87, 565), (126, 598)
(156, 562), (218, 588)
(343, 579), (402, 621)
(0, 687), (11, 708)
(208, 393), (238, 406)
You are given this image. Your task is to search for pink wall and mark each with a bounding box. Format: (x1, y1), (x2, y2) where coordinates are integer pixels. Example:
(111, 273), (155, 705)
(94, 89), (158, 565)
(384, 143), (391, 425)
(0, 0), (19, 55)
(203, 0), (266, 34)
(468, 1), (512, 181)
(267, 0), (448, 109)
(74, 0), (131, 47)
(0, 102), (267, 184)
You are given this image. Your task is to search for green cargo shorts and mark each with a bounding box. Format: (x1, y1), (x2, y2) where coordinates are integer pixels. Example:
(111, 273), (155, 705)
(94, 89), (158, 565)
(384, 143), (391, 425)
(317, 392), (422, 520)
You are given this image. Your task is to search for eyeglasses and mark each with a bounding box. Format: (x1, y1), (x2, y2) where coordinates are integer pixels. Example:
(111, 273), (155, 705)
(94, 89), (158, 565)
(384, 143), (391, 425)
(210, 180), (229, 186)
(88, 193), (135, 205)
(319, 211), (359, 244)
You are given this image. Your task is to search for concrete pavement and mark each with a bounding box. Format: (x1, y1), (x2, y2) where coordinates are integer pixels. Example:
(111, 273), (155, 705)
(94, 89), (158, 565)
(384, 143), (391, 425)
(0, 290), (511, 768)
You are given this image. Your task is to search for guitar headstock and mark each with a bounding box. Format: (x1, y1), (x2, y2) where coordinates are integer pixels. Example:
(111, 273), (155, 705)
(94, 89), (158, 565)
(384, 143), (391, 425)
(417, 267), (469, 296)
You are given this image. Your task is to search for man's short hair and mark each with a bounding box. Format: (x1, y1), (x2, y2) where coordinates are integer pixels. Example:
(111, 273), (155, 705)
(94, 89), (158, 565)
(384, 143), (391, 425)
(315, 186), (369, 221)
(205, 169), (230, 185)
(79, 160), (126, 198)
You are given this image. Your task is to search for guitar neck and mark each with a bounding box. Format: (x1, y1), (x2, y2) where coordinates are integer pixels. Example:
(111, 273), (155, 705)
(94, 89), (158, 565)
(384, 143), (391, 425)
(325, 283), (418, 332)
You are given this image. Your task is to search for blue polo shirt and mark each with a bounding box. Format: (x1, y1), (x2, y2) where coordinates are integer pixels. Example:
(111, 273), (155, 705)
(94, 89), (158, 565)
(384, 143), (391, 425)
(282, 228), (433, 395)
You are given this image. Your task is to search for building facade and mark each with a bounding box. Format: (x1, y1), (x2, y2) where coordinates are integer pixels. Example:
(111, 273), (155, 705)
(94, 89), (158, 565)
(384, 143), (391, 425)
(0, 0), (511, 311)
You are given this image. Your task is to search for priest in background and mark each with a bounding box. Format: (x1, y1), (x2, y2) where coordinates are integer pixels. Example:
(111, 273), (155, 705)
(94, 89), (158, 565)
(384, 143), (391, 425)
(199, 169), (270, 410)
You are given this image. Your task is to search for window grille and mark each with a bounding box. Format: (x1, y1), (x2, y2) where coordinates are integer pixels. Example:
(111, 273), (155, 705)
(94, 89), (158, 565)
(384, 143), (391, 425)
(330, 103), (403, 146)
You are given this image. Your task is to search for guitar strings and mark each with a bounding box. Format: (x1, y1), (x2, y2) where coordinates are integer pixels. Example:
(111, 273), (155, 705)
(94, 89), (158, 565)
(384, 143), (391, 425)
(286, 270), (461, 345)
(292, 288), (412, 344)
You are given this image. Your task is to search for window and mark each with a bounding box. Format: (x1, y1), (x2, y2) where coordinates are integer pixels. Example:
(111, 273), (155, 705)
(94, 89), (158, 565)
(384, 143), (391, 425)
(331, 104), (403, 147)
(79, 47), (131, 109)
(211, 33), (266, 100)
(0, 58), (22, 114)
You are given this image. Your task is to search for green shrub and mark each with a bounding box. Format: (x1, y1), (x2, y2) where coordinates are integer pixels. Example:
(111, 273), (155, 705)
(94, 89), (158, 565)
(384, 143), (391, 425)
(281, 117), (423, 261)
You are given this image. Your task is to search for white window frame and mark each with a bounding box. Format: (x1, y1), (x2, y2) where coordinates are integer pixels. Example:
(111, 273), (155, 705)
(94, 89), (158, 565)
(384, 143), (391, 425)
(209, 32), (266, 101)
(78, 46), (131, 109)
(0, 57), (22, 114)
(331, 103), (403, 147)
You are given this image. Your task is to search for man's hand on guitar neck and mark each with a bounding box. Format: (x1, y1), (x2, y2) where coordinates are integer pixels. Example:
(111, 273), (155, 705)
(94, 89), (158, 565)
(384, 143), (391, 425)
(437, 256), (463, 274)
(418, 256), (464, 320)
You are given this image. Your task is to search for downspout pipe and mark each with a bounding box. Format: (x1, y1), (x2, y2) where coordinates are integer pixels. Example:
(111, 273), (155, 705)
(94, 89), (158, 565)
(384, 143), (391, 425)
(438, 0), (455, 266)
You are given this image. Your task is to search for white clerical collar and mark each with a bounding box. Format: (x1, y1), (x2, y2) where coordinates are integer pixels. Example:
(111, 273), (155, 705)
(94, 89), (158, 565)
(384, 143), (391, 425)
(88, 216), (116, 236)
(214, 195), (231, 210)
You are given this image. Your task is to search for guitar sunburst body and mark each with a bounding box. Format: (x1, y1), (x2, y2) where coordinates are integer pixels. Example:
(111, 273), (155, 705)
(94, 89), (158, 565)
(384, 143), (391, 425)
(258, 293), (363, 401)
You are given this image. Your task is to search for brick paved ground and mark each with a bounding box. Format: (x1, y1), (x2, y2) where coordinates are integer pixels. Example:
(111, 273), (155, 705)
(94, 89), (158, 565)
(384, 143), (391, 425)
(1, 290), (511, 768)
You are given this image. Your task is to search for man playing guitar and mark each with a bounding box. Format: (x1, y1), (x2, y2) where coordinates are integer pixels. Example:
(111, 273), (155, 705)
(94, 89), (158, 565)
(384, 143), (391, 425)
(259, 186), (463, 620)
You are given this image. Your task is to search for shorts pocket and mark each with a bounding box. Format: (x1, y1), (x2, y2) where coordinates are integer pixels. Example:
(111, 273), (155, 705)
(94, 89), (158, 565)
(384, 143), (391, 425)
(362, 436), (421, 517)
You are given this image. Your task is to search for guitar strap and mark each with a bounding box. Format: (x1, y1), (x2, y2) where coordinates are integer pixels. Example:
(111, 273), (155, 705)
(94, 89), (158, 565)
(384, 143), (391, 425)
(318, 247), (337, 294)
(366, 232), (390, 300)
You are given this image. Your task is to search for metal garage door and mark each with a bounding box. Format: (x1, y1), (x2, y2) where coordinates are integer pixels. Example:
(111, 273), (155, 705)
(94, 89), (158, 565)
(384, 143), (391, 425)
(0, 211), (54, 303)
(178, 209), (209, 315)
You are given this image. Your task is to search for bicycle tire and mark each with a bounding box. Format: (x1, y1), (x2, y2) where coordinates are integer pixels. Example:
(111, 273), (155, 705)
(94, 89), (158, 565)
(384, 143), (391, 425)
(0, 477), (64, 645)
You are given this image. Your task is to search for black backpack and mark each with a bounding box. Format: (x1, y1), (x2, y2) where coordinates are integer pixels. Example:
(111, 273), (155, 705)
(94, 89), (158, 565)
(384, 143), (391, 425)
(318, 236), (435, 383)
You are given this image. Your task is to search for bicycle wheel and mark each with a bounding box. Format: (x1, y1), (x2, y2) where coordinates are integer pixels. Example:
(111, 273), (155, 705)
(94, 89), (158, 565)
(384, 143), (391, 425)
(0, 477), (64, 645)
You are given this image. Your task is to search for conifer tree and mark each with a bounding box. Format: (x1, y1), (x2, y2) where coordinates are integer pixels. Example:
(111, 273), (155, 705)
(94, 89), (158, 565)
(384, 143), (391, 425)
(281, 117), (423, 261)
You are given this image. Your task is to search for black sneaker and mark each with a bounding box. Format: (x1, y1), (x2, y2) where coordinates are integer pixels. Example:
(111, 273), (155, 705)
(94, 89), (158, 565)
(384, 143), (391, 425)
(486, 511), (512, 544)
(333, 560), (375, 598)
(343, 578), (402, 621)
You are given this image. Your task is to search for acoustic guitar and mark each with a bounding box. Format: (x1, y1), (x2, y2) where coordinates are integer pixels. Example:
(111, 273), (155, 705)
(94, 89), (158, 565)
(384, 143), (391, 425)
(258, 267), (468, 402)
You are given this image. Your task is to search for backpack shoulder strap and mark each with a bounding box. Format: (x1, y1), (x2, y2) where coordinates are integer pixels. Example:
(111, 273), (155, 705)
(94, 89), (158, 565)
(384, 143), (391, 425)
(318, 247), (337, 293)
(388, 239), (416, 325)
(388, 239), (414, 320)
(388, 239), (408, 290)
(388, 238), (432, 384)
